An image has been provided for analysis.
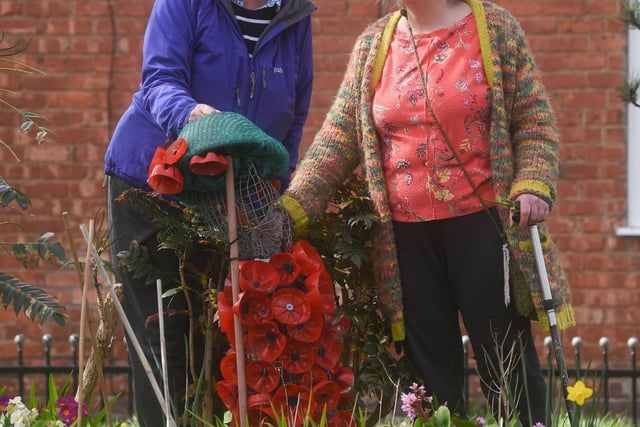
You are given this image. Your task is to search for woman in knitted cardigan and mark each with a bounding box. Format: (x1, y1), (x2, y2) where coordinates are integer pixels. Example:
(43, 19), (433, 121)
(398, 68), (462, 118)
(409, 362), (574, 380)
(283, 0), (574, 424)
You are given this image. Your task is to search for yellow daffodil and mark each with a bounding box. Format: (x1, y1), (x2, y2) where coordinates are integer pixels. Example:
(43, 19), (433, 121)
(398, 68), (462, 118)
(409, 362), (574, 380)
(567, 380), (594, 406)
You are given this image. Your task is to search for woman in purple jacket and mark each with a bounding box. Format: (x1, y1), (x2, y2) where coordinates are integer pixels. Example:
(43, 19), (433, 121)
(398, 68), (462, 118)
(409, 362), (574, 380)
(104, 0), (315, 425)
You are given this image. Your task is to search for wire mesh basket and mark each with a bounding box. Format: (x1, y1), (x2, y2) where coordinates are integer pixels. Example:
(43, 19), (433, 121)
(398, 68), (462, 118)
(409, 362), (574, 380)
(192, 161), (292, 260)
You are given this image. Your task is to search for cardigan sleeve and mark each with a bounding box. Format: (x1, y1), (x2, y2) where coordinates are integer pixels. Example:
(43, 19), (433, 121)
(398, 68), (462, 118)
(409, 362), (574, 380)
(500, 12), (560, 207)
(284, 25), (382, 229)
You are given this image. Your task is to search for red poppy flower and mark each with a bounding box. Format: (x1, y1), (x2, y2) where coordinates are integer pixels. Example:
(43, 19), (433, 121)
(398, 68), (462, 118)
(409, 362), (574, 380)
(328, 410), (357, 427)
(291, 240), (324, 275)
(300, 366), (328, 388)
(246, 359), (280, 394)
(286, 310), (323, 343)
(245, 407), (275, 427)
(324, 312), (351, 339)
(311, 380), (340, 414)
(247, 321), (287, 362)
(331, 366), (355, 393)
(304, 269), (336, 314)
(216, 291), (234, 336)
(188, 151), (228, 176)
(272, 288), (312, 325)
(314, 330), (342, 370)
(164, 138), (188, 165)
(219, 352), (238, 385)
(269, 252), (302, 286)
(233, 291), (272, 325)
(239, 260), (280, 293)
(280, 340), (315, 374)
(247, 392), (271, 409)
(338, 390), (355, 410)
(271, 384), (310, 427)
(147, 149), (184, 195)
(215, 380), (238, 413)
(247, 394), (276, 426)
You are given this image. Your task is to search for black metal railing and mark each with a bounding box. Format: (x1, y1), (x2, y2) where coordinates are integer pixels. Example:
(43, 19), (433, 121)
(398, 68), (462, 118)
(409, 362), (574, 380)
(1, 334), (638, 425)
(463, 335), (640, 426)
(0, 333), (132, 415)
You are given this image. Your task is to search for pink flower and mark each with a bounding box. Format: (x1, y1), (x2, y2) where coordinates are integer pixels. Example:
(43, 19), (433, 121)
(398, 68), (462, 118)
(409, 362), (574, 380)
(55, 395), (88, 427)
(400, 391), (418, 421)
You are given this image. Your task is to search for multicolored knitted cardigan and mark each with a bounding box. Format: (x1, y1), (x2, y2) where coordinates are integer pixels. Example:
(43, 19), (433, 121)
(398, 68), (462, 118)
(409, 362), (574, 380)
(284, 0), (575, 342)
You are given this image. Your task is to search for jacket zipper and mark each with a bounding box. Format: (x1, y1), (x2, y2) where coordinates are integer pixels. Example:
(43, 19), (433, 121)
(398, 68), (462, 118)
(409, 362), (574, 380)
(250, 71), (256, 99)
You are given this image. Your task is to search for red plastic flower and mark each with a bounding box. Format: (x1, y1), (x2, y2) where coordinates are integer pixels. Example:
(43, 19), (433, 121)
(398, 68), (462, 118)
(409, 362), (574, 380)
(164, 138), (188, 164)
(219, 352), (238, 385)
(247, 321), (287, 362)
(271, 384), (310, 427)
(272, 288), (312, 325)
(286, 310), (323, 343)
(216, 291), (234, 337)
(300, 366), (328, 388)
(311, 380), (340, 415)
(246, 359), (280, 394)
(328, 410), (357, 427)
(147, 147), (184, 195)
(304, 269), (336, 314)
(246, 393), (276, 427)
(314, 329), (342, 370)
(147, 139), (188, 195)
(332, 366), (355, 393)
(215, 380), (238, 414)
(291, 240), (324, 275)
(279, 340), (315, 374)
(233, 291), (272, 325)
(269, 252), (302, 286)
(188, 151), (228, 176)
(239, 260), (280, 293)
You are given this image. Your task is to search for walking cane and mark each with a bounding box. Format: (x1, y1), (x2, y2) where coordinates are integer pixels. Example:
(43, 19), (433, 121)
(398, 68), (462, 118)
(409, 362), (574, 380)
(528, 223), (575, 425)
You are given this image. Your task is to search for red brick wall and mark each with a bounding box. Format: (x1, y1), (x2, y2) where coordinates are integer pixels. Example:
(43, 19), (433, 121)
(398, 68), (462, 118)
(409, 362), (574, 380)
(0, 0), (637, 377)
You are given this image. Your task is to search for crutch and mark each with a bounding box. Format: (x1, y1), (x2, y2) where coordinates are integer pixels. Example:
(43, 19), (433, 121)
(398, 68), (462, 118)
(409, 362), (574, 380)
(528, 223), (575, 425)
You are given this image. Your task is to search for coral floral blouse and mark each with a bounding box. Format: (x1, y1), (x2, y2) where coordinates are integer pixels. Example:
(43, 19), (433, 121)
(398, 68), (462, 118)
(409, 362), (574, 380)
(373, 13), (496, 222)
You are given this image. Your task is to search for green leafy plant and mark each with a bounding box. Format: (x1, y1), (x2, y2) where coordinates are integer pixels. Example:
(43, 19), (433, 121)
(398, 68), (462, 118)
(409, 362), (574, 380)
(0, 31), (66, 325)
(0, 374), (123, 427)
(303, 174), (419, 425)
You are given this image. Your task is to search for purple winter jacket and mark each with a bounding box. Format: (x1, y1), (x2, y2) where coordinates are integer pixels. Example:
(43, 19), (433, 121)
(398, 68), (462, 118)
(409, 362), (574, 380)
(104, 0), (316, 191)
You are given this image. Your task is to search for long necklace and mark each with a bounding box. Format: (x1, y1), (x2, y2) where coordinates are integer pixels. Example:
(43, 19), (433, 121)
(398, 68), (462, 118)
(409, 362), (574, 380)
(403, 9), (512, 304)
(403, 9), (496, 220)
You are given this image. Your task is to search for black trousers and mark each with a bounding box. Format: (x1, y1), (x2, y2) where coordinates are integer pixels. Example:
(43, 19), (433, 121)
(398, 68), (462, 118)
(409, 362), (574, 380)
(394, 209), (548, 426)
(107, 176), (206, 427)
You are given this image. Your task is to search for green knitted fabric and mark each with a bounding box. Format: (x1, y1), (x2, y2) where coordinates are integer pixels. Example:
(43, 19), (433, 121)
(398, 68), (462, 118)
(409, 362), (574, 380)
(285, 0), (575, 341)
(174, 112), (289, 205)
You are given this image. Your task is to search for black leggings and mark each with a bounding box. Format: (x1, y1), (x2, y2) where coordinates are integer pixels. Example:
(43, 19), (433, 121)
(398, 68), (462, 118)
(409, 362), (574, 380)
(394, 209), (549, 426)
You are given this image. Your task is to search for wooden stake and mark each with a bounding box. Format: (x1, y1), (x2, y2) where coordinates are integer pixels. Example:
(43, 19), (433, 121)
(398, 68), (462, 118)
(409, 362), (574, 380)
(226, 155), (248, 426)
(62, 212), (113, 427)
(156, 279), (172, 427)
(80, 224), (177, 427)
(77, 219), (94, 427)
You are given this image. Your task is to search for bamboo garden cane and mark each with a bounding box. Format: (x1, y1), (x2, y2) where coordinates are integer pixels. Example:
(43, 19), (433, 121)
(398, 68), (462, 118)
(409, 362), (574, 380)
(80, 224), (177, 427)
(225, 154), (249, 427)
(156, 278), (172, 427)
